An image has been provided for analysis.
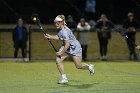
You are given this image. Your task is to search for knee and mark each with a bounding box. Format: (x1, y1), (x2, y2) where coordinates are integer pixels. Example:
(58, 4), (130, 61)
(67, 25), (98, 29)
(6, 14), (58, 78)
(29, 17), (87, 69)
(76, 64), (83, 69)
(56, 57), (62, 65)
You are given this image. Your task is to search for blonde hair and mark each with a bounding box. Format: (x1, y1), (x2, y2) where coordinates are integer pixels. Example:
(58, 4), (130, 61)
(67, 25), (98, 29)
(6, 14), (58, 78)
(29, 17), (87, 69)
(57, 15), (66, 25)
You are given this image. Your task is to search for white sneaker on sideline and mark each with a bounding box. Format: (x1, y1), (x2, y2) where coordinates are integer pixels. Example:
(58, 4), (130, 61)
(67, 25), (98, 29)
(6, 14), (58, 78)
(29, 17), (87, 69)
(89, 64), (94, 75)
(58, 78), (68, 84)
(23, 58), (29, 62)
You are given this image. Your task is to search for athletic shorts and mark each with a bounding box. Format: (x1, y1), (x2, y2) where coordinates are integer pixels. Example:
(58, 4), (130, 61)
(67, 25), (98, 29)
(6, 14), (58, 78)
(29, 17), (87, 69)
(59, 41), (82, 56)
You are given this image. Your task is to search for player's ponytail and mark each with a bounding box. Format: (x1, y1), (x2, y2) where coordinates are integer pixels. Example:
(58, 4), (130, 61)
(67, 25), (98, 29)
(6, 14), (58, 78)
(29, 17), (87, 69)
(54, 15), (67, 25)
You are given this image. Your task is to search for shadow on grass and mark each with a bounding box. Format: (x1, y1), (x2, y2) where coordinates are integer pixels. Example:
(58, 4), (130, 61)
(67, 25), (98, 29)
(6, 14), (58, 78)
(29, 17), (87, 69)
(68, 83), (93, 89)
(60, 80), (100, 89)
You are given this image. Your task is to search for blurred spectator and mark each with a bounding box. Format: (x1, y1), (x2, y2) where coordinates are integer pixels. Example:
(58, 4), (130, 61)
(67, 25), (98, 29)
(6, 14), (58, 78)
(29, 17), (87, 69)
(85, 0), (96, 20)
(88, 20), (96, 31)
(123, 12), (139, 61)
(66, 15), (77, 32)
(136, 45), (140, 50)
(12, 18), (28, 61)
(77, 18), (91, 61)
(95, 14), (114, 61)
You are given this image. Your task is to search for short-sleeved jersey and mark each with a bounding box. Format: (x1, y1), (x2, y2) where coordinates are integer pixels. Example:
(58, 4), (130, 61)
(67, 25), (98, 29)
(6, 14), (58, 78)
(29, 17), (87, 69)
(58, 26), (82, 56)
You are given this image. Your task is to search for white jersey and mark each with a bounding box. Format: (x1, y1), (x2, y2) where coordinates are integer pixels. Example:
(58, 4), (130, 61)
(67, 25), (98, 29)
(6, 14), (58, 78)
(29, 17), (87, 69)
(77, 22), (91, 45)
(58, 26), (82, 56)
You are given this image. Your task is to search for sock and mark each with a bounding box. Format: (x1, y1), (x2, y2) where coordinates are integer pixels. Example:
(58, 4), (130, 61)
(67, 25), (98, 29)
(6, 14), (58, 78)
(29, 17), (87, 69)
(62, 74), (67, 79)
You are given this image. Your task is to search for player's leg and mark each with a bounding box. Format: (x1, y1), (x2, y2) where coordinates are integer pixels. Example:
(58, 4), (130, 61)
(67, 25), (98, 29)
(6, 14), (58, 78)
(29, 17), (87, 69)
(72, 56), (88, 69)
(56, 53), (68, 84)
(72, 56), (94, 75)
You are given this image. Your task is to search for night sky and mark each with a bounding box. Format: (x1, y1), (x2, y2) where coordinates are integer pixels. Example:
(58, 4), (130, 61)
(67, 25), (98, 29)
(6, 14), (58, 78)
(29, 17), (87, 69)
(0, 0), (140, 24)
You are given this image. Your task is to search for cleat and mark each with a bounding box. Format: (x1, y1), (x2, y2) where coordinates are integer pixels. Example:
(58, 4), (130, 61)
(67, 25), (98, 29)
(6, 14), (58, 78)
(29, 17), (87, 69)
(57, 78), (68, 84)
(89, 64), (94, 75)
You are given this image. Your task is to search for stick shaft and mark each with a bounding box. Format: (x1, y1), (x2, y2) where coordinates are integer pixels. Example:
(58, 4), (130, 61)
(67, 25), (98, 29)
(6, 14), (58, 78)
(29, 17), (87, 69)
(115, 27), (137, 47)
(35, 18), (58, 52)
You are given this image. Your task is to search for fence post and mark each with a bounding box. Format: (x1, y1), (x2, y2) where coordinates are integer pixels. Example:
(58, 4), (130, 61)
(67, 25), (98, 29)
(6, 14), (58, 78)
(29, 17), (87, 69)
(28, 24), (32, 61)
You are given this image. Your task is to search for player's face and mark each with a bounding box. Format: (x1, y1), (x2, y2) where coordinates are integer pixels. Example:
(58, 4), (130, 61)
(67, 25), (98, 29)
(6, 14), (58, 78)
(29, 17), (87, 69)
(54, 21), (63, 29)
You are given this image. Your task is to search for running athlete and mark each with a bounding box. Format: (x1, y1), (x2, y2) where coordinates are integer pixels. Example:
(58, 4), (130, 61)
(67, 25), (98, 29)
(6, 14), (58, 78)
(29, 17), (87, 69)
(44, 15), (94, 84)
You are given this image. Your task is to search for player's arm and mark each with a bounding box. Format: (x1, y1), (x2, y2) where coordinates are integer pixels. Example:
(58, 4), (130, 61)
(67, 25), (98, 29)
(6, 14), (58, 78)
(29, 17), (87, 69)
(56, 40), (70, 56)
(44, 33), (59, 40)
(61, 40), (70, 53)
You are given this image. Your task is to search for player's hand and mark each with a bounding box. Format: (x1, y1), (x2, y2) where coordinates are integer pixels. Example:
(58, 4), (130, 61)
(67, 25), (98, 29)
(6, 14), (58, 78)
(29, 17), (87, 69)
(56, 52), (62, 57)
(44, 33), (51, 39)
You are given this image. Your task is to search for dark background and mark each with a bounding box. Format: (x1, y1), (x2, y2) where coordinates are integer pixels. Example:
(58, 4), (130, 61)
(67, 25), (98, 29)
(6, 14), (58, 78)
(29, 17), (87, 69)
(0, 0), (140, 24)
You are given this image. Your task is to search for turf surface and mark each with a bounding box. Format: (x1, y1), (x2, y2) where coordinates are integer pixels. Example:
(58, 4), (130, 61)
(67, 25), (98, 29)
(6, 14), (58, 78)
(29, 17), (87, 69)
(0, 61), (140, 93)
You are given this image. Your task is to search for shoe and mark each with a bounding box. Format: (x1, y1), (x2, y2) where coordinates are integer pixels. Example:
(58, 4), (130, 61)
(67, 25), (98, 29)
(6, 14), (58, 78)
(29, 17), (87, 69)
(23, 58), (29, 62)
(89, 64), (94, 75)
(101, 56), (107, 61)
(100, 56), (103, 60)
(57, 78), (68, 84)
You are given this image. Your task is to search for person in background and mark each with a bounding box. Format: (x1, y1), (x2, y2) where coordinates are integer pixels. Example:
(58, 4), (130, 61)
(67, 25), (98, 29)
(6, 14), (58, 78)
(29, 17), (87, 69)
(95, 14), (114, 61)
(77, 18), (91, 61)
(12, 18), (28, 61)
(123, 12), (139, 61)
(136, 45), (140, 49)
(66, 15), (77, 32)
(88, 20), (96, 31)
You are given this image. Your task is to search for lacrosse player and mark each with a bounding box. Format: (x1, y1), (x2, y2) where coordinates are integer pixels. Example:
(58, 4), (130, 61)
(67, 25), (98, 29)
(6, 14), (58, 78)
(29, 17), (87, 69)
(44, 15), (94, 84)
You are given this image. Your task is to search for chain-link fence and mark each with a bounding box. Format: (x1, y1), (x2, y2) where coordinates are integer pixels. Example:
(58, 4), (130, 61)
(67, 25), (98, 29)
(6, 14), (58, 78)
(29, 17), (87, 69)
(0, 25), (140, 61)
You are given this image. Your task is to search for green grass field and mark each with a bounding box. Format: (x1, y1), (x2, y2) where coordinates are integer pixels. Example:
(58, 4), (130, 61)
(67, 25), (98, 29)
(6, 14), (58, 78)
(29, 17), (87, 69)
(0, 61), (140, 93)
